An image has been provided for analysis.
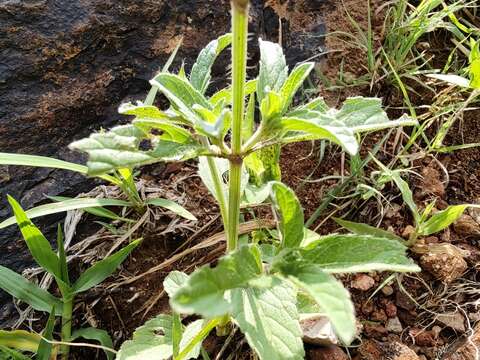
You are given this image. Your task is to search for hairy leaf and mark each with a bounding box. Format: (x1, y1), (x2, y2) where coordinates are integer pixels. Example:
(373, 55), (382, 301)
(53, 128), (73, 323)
(281, 117), (358, 155)
(190, 34), (232, 93)
(269, 182), (304, 249)
(163, 271), (189, 298)
(282, 264), (356, 344)
(280, 62), (314, 113)
(117, 315), (174, 360)
(231, 277), (304, 360)
(70, 125), (204, 175)
(257, 39), (288, 102)
(171, 245), (263, 318)
(300, 234), (420, 273)
(0, 266), (63, 315)
(73, 240), (141, 293)
(150, 73), (211, 122)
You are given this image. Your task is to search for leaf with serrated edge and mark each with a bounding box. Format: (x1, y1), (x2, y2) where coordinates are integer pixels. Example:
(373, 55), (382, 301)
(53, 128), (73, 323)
(117, 315), (173, 360)
(269, 182), (304, 249)
(171, 245), (262, 318)
(301, 234), (420, 273)
(230, 277), (304, 360)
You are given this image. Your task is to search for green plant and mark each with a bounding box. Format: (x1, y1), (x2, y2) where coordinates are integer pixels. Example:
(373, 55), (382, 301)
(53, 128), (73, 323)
(0, 196), (139, 359)
(341, 157), (480, 247)
(67, 1), (421, 358)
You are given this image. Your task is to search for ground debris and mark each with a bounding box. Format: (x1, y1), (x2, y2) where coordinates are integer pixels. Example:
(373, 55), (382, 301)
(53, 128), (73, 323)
(358, 339), (420, 360)
(453, 214), (480, 237)
(307, 345), (348, 360)
(443, 323), (480, 360)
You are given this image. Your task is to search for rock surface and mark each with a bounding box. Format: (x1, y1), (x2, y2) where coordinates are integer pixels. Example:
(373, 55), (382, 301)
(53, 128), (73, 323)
(0, 0), (327, 321)
(359, 339), (420, 360)
(443, 323), (480, 360)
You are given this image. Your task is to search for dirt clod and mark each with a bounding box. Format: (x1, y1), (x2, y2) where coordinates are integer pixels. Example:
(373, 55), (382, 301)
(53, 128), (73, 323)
(359, 339), (420, 360)
(351, 274), (375, 291)
(453, 214), (480, 237)
(419, 244), (468, 283)
(307, 345), (348, 360)
(386, 317), (403, 334)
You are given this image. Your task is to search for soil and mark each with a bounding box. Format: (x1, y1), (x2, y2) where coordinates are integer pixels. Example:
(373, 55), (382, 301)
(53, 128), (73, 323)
(1, 0), (480, 360)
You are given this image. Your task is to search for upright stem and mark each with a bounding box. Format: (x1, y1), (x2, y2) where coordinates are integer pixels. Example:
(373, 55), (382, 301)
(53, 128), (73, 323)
(61, 297), (73, 360)
(227, 0), (249, 252)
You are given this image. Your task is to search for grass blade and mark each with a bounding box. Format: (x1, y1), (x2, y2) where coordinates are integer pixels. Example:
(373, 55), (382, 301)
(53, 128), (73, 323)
(146, 198), (197, 221)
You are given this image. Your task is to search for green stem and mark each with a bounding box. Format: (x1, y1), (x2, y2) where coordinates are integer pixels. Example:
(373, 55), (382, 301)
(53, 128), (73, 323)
(60, 298), (73, 360)
(175, 318), (221, 360)
(227, 0), (249, 252)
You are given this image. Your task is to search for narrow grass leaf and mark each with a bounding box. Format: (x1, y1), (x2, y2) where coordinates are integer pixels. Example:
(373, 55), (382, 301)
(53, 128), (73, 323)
(36, 307), (55, 360)
(7, 196), (60, 277)
(72, 239), (141, 293)
(333, 217), (404, 242)
(0, 197), (131, 229)
(71, 328), (115, 360)
(146, 198), (196, 221)
(0, 266), (63, 315)
(419, 205), (468, 236)
(0, 330), (41, 353)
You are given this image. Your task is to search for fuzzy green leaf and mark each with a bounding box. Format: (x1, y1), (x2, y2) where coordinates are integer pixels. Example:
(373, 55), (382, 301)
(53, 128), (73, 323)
(280, 62), (314, 113)
(171, 245), (263, 318)
(281, 117), (358, 155)
(117, 315), (174, 360)
(0, 345), (31, 360)
(0, 266), (63, 315)
(269, 182), (304, 249)
(70, 125), (204, 175)
(163, 271), (189, 298)
(150, 73), (211, 122)
(190, 34), (232, 93)
(300, 234), (420, 273)
(282, 264), (356, 344)
(257, 39), (288, 103)
(73, 240), (141, 293)
(230, 277), (304, 360)
(146, 198), (197, 221)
